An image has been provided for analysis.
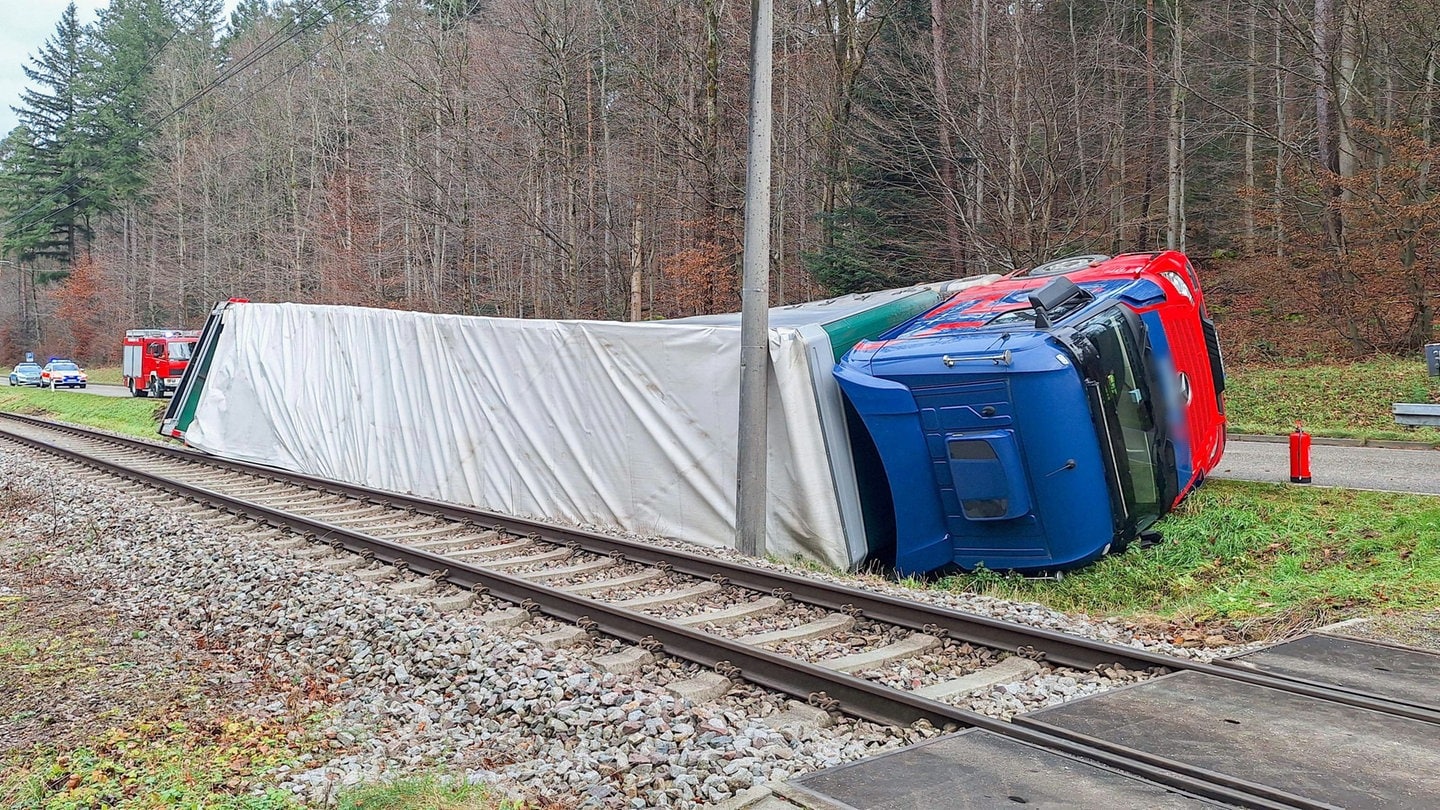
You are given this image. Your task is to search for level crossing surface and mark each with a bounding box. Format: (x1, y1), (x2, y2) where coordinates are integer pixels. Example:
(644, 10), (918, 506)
(790, 632), (1440, 809)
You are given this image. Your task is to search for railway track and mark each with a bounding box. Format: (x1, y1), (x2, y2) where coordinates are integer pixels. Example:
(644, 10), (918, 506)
(3, 411), (1437, 809)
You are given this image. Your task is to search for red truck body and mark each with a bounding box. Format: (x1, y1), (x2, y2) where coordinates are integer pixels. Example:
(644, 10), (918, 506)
(123, 329), (200, 398)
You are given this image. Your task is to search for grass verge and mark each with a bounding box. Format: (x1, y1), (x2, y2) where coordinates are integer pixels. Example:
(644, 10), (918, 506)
(1225, 357), (1440, 443)
(2, 719), (306, 809)
(0, 594), (308, 809)
(935, 479), (1440, 636)
(337, 776), (523, 810)
(0, 387), (165, 439)
(83, 365), (124, 386)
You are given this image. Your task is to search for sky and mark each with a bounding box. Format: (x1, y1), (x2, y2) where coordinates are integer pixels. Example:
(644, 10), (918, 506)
(0, 0), (238, 137)
(0, 0), (110, 136)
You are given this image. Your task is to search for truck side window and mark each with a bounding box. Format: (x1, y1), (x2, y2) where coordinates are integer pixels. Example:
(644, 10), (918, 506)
(148, 343), (164, 357)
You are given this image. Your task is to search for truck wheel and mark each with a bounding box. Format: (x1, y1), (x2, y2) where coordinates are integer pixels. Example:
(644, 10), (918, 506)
(130, 379), (147, 397)
(149, 376), (164, 398)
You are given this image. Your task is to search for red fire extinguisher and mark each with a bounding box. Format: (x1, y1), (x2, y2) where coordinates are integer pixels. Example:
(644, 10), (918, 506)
(1289, 422), (1312, 484)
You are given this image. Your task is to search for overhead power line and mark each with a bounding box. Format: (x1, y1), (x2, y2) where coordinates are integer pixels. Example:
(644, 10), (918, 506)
(2, 0), (357, 234)
(153, 0), (354, 128)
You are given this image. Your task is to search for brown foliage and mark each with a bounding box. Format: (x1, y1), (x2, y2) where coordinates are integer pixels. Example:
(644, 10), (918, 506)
(1218, 124), (1440, 361)
(49, 256), (122, 364)
(314, 169), (405, 309)
(657, 238), (738, 318)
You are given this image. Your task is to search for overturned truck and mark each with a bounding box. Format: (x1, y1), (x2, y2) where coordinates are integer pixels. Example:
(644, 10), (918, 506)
(164, 251), (1226, 575)
(161, 283), (978, 570)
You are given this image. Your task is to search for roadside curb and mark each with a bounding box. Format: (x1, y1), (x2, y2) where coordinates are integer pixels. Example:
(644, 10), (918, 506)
(1230, 433), (1437, 451)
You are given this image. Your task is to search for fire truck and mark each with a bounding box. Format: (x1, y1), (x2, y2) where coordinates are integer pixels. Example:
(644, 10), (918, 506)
(123, 329), (200, 398)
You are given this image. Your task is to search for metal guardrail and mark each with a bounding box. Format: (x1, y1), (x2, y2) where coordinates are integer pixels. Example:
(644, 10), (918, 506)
(1393, 402), (1440, 426)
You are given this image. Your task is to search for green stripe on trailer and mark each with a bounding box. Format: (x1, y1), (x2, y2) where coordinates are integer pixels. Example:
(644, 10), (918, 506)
(817, 292), (943, 362)
(161, 301), (230, 440)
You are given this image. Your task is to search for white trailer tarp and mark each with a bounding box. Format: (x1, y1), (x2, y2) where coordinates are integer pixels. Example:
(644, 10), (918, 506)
(183, 302), (860, 567)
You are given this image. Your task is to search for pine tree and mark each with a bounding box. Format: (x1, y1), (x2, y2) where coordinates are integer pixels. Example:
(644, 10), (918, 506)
(88, 0), (180, 206)
(9, 2), (96, 266)
(221, 0), (271, 48)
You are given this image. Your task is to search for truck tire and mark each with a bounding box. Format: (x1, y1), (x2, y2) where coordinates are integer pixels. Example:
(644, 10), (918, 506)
(149, 376), (164, 398)
(130, 378), (148, 397)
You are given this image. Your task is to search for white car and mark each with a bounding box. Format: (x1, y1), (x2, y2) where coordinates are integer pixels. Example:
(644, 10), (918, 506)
(40, 360), (88, 389)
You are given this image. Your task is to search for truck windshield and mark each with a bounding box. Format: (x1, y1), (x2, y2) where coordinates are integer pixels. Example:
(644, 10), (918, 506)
(168, 341), (193, 361)
(1072, 308), (1172, 531)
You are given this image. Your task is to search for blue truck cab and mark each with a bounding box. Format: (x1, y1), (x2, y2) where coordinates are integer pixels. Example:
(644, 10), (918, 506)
(835, 253), (1220, 575)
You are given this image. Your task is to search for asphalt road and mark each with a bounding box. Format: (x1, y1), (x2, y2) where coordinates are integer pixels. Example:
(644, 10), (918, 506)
(10, 382), (138, 398)
(82, 383), (138, 398)
(1216, 438), (1440, 496)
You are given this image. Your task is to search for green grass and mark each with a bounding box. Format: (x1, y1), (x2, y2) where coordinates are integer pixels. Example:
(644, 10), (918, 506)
(0, 387), (166, 439)
(337, 776), (521, 810)
(936, 479), (1440, 634)
(83, 365), (124, 386)
(0, 598), (308, 809)
(1226, 357), (1440, 444)
(2, 719), (306, 809)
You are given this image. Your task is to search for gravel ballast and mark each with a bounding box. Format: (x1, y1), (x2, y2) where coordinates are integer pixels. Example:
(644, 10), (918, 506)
(0, 446), (931, 806)
(0, 434), (1248, 807)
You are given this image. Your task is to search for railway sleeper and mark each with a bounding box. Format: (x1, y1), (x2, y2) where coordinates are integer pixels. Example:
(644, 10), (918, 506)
(594, 646), (654, 676)
(447, 538), (535, 559)
(615, 581), (721, 610)
(738, 613), (856, 647)
(385, 524), (478, 542)
(759, 699), (835, 731)
(666, 672), (735, 704)
(532, 626), (589, 650)
(408, 532), (502, 552)
(430, 591), (474, 613)
(911, 655), (1042, 701)
(824, 633), (943, 675)
(670, 595), (783, 628)
(563, 569), (665, 596)
(319, 555), (362, 573)
(484, 547), (573, 570)
(351, 565), (394, 583)
(477, 607), (532, 631)
(521, 556), (616, 583)
(390, 577), (437, 596)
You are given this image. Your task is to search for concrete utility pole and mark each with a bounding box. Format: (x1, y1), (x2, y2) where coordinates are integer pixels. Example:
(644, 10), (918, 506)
(735, 0), (774, 558)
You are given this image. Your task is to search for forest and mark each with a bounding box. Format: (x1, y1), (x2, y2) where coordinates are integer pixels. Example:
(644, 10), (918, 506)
(1, 0), (1437, 364)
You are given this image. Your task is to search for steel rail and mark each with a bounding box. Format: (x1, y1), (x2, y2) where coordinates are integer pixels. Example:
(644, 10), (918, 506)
(0, 421), (1329, 810)
(0, 414), (1171, 670)
(5, 411), (1440, 727)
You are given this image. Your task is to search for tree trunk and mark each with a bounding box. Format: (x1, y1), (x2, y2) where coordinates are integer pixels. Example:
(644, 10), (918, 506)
(968, 0), (988, 246)
(1166, 0), (1184, 251)
(1244, 1), (1257, 256)
(1313, 0), (1343, 251)
(1138, 0), (1157, 250)
(630, 197), (644, 321)
(931, 0), (963, 276)
(1273, 3), (1286, 257)
(1337, 0), (1358, 200)
(1005, 6), (1022, 261)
